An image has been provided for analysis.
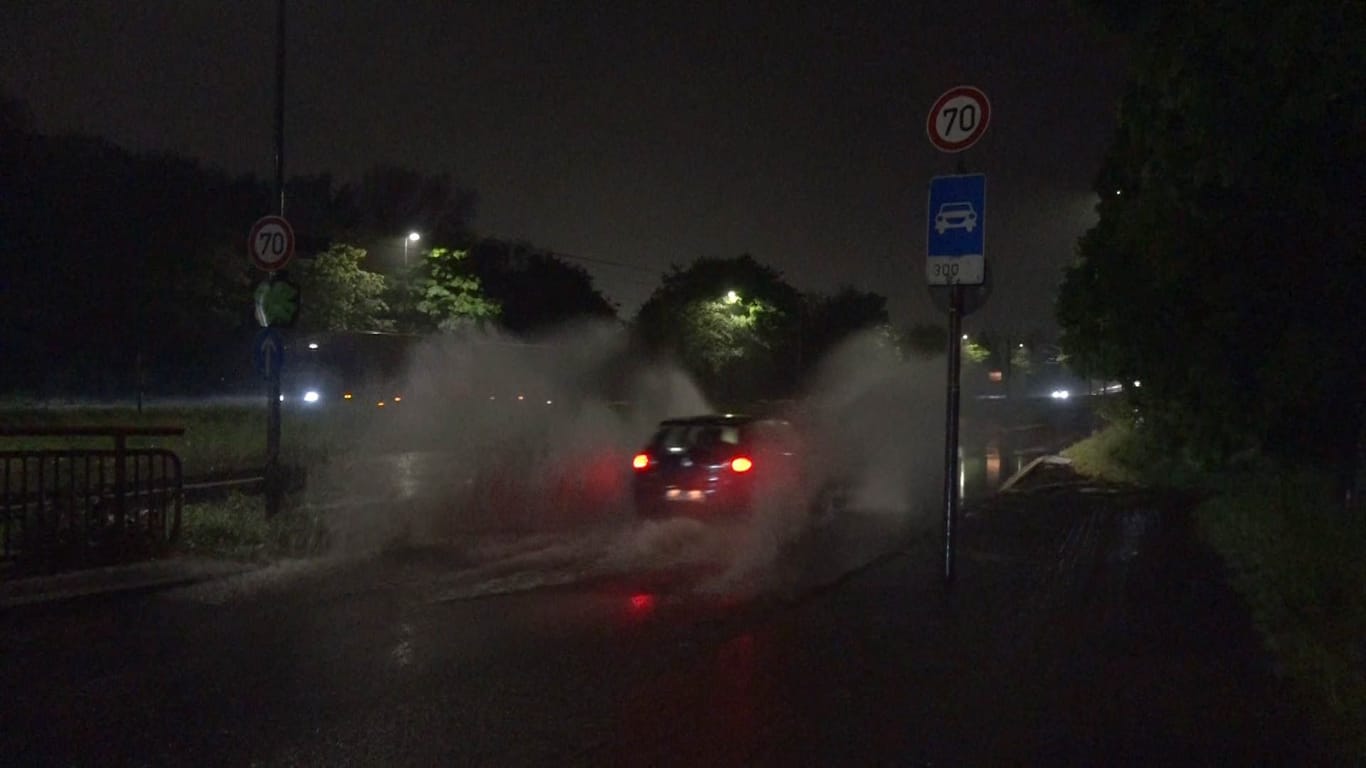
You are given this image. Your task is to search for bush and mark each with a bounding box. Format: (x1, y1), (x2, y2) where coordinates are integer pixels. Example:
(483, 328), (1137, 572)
(1195, 472), (1366, 758)
(1062, 421), (1204, 488)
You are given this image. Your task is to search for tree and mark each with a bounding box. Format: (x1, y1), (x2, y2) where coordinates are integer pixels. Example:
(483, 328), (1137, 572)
(333, 166), (478, 251)
(1058, 0), (1366, 470)
(292, 244), (392, 332)
(635, 254), (803, 403)
(802, 287), (890, 369)
(466, 239), (616, 333)
(1009, 344), (1033, 377)
(903, 323), (948, 358)
(0, 130), (262, 395)
(411, 247), (500, 332)
(962, 335), (992, 365)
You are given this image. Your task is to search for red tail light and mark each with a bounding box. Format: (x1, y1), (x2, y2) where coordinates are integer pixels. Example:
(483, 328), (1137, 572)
(632, 453), (651, 470)
(730, 456), (754, 473)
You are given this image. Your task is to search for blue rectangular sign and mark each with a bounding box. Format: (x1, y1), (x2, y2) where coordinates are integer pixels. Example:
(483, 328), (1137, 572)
(253, 327), (285, 380)
(926, 173), (986, 285)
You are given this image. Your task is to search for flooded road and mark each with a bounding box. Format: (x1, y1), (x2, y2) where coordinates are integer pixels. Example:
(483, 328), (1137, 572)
(0, 456), (1327, 766)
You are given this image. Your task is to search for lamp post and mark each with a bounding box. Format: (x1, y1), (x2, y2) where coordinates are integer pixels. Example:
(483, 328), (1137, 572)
(403, 231), (421, 267)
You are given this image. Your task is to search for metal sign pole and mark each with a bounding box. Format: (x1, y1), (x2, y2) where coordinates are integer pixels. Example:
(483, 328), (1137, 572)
(266, 0), (286, 518)
(942, 283), (963, 584)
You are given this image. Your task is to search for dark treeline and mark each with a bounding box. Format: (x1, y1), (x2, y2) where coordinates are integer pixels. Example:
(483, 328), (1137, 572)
(0, 112), (618, 397)
(0, 96), (1072, 407)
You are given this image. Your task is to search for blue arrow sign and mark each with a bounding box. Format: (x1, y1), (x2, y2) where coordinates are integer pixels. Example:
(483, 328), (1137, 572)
(253, 328), (285, 380)
(927, 173), (986, 285)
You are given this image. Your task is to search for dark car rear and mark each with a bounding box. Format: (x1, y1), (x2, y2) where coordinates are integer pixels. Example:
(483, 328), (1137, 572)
(631, 415), (803, 518)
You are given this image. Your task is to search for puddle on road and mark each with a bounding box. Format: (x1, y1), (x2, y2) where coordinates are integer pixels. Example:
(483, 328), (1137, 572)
(961, 439), (1047, 501)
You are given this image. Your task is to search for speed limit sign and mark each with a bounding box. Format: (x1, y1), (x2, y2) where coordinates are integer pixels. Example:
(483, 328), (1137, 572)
(926, 86), (991, 153)
(247, 215), (296, 272)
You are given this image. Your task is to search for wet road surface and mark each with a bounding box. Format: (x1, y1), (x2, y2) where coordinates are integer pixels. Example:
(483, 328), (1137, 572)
(0, 460), (1330, 766)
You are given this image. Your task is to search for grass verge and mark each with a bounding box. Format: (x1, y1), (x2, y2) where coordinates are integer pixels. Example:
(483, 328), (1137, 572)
(1067, 424), (1365, 759)
(178, 492), (328, 561)
(0, 403), (380, 478)
(1193, 473), (1366, 758)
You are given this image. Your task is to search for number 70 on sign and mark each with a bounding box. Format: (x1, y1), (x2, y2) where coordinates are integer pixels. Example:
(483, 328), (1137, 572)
(926, 86), (991, 154)
(247, 215), (296, 273)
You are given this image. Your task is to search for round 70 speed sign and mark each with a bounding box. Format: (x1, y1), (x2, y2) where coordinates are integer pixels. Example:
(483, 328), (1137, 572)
(926, 86), (991, 153)
(247, 215), (296, 272)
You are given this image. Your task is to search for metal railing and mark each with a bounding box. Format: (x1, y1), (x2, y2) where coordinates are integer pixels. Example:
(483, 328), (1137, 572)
(0, 427), (184, 576)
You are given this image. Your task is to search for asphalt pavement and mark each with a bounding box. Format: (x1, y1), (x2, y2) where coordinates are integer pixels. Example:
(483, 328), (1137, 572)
(0, 461), (1331, 766)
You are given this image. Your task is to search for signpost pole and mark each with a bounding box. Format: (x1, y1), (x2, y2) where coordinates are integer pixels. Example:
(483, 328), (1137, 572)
(942, 284), (963, 584)
(266, 0), (286, 518)
(925, 83), (990, 587)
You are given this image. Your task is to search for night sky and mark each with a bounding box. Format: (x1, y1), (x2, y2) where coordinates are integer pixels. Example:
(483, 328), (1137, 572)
(2, 1), (1128, 331)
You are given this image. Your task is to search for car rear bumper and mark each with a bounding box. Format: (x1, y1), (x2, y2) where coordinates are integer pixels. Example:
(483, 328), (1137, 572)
(633, 485), (751, 519)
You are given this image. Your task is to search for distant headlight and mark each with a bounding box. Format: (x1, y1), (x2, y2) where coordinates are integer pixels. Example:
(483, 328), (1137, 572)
(1050, 389), (1070, 400)
(303, 390), (321, 404)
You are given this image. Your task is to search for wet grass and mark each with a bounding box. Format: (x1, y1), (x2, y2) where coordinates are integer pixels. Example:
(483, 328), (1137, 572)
(0, 403), (381, 478)
(1061, 421), (1204, 487)
(1194, 473), (1366, 759)
(1067, 425), (1365, 760)
(177, 492), (328, 561)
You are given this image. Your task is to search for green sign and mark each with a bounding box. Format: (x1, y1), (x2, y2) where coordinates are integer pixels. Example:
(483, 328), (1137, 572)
(254, 278), (300, 328)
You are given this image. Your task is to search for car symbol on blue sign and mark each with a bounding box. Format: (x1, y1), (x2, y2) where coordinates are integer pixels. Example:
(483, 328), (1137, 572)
(927, 174), (986, 285)
(934, 201), (978, 234)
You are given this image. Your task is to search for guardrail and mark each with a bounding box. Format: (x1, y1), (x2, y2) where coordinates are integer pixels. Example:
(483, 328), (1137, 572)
(0, 427), (185, 576)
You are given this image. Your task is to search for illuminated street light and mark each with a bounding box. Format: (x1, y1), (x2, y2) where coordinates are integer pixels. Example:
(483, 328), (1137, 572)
(961, 334), (969, 341)
(403, 231), (422, 267)
(724, 290), (740, 305)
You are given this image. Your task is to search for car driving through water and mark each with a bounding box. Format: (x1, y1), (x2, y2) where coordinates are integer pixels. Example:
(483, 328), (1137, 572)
(631, 414), (845, 521)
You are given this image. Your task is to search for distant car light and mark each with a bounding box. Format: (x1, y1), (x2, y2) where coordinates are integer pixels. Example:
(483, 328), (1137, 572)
(632, 453), (651, 470)
(1050, 389), (1071, 400)
(393, 395), (402, 403)
(307, 342), (319, 350)
(303, 390), (320, 403)
(730, 456), (754, 473)
(377, 401), (386, 408)
(343, 392), (353, 400)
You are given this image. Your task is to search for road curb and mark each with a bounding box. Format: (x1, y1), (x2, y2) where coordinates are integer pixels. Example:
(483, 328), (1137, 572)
(0, 558), (256, 610)
(998, 454), (1073, 494)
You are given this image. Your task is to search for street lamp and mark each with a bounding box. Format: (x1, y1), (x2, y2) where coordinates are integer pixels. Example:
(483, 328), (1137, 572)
(403, 231), (421, 267)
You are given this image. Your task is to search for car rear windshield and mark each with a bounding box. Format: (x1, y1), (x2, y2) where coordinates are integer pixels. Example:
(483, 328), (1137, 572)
(651, 423), (742, 452)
